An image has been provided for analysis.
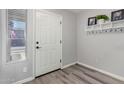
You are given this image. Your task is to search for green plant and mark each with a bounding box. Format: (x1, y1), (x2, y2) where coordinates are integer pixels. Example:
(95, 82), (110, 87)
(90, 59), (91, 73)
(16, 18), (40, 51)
(96, 15), (109, 21)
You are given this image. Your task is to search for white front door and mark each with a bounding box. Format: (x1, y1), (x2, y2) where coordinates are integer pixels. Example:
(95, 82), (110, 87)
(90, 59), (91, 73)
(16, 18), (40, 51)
(35, 10), (62, 76)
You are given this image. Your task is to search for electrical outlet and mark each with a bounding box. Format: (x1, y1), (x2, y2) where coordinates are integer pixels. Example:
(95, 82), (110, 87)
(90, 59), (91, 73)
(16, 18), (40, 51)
(23, 67), (27, 73)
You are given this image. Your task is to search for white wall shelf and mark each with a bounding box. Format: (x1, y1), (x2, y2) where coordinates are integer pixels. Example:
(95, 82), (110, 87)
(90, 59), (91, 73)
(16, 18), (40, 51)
(85, 20), (124, 34)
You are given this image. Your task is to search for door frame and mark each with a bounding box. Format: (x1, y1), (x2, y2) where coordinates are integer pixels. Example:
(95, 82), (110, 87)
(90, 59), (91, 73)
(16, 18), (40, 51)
(32, 9), (63, 77)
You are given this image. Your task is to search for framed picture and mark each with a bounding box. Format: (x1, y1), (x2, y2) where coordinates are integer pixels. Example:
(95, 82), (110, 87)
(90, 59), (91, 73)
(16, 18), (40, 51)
(111, 9), (124, 21)
(88, 17), (97, 26)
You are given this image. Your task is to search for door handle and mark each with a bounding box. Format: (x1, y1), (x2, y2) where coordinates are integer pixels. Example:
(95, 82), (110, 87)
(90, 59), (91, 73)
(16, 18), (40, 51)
(36, 46), (42, 49)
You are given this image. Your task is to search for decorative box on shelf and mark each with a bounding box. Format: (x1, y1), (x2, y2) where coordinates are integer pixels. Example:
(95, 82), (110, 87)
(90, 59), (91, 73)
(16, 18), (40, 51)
(85, 20), (124, 34)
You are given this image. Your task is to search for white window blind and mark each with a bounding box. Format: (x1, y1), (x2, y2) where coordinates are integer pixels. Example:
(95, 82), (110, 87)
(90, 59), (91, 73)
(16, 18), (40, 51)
(7, 9), (27, 62)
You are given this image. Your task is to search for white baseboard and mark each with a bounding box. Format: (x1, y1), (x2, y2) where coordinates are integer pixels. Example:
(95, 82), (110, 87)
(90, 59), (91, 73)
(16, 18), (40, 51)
(13, 62), (76, 84)
(14, 77), (35, 84)
(13, 61), (124, 83)
(61, 61), (77, 69)
(77, 62), (124, 82)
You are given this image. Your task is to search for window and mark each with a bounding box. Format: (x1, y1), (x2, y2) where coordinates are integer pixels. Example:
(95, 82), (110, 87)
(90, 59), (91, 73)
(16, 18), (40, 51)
(7, 9), (27, 62)
(9, 20), (25, 47)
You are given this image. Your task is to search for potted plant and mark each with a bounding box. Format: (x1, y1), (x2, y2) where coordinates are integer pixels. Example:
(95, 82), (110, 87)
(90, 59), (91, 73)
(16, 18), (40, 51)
(96, 15), (109, 24)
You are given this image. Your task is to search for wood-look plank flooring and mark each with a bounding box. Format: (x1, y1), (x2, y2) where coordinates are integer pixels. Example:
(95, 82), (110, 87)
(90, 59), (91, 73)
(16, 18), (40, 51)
(26, 64), (124, 84)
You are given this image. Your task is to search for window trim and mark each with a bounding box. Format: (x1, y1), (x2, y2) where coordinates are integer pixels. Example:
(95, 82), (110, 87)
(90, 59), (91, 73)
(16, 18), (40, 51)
(6, 9), (27, 63)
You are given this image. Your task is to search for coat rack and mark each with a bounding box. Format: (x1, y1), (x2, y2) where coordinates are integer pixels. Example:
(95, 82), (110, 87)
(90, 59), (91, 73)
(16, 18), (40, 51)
(85, 20), (124, 35)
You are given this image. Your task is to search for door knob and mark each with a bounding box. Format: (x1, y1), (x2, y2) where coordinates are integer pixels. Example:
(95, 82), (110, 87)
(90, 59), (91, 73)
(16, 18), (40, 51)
(36, 46), (42, 49)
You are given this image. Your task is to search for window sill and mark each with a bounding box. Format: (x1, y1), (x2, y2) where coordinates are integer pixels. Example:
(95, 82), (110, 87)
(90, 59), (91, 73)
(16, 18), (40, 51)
(5, 59), (26, 65)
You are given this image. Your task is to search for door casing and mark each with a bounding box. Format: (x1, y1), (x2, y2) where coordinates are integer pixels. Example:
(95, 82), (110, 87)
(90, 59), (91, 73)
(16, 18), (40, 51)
(33, 9), (63, 77)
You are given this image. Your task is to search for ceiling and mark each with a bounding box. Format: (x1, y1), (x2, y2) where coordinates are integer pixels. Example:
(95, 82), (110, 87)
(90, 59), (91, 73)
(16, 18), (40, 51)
(67, 9), (88, 13)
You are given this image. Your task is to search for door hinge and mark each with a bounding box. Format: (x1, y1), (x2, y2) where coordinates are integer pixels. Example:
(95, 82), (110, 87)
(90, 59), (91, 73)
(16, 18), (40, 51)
(60, 21), (62, 24)
(60, 40), (62, 44)
(60, 59), (62, 63)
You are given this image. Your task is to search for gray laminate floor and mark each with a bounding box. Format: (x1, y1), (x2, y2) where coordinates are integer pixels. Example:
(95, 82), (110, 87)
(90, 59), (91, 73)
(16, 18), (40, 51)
(26, 64), (124, 84)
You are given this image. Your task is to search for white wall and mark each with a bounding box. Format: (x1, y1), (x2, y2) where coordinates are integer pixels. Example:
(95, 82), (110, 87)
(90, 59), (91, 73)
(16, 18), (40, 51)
(0, 9), (77, 83)
(47, 9), (77, 66)
(77, 9), (124, 77)
(0, 10), (34, 83)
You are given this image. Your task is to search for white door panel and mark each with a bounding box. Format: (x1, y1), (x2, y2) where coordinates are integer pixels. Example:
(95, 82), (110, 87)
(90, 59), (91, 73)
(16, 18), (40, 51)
(35, 10), (62, 76)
